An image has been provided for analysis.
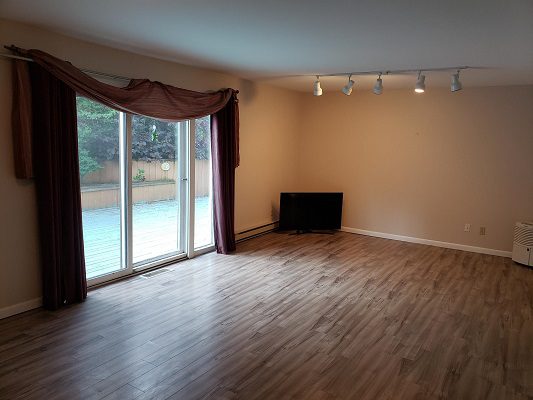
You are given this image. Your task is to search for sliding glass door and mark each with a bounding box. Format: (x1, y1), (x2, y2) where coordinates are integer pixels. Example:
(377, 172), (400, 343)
(77, 97), (213, 283)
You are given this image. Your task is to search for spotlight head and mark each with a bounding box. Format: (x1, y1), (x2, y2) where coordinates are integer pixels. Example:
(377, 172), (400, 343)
(415, 73), (425, 93)
(451, 71), (462, 92)
(342, 78), (355, 96)
(373, 76), (383, 95)
(313, 77), (323, 96)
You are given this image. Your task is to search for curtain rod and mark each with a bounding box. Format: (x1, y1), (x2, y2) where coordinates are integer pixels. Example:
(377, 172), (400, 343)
(0, 51), (132, 82)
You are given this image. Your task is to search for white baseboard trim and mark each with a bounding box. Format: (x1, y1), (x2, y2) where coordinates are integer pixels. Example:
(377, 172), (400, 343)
(341, 226), (512, 258)
(0, 297), (42, 320)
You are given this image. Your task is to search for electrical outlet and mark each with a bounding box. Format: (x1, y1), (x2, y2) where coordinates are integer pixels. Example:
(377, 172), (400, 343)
(479, 227), (486, 235)
(464, 224), (471, 232)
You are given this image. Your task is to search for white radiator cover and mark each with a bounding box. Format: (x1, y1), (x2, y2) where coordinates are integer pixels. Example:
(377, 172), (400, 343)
(512, 222), (533, 266)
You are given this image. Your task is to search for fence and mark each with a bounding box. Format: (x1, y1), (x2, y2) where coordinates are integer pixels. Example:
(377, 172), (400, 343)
(81, 159), (211, 209)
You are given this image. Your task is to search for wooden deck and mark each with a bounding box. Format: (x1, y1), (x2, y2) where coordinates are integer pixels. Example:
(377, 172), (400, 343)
(83, 197), (212, 278)
(0, 232), (531, 399)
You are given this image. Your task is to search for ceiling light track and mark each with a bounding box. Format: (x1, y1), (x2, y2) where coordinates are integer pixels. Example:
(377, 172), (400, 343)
(312, 66), (469, 96)
(317, 66), (469, 78)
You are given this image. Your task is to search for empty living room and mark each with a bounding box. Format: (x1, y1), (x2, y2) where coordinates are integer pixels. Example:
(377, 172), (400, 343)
(0, 1), (532, 399)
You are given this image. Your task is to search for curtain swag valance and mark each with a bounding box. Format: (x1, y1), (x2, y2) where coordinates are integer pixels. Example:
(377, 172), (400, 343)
(10, 46), (239, 179)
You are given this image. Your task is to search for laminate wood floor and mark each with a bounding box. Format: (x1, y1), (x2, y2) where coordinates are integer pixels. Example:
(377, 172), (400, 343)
(0, 232), (532, 400)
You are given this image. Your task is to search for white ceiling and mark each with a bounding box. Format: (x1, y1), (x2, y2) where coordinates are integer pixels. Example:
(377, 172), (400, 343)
(1, 0), (532, 91)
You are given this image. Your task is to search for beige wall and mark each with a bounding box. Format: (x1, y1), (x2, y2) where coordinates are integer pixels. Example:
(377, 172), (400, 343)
(0, 19), (302, 311)
(297, 86), (533, 252)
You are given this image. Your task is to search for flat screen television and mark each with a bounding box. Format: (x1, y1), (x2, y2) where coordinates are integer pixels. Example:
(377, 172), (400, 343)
(279, 192), (343, 232)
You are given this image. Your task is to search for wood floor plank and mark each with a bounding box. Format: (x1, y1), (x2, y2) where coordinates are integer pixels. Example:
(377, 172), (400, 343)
(0, 232), (532, 399)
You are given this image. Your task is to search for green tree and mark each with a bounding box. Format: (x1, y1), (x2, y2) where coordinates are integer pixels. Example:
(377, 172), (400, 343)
(78, 147), (101, 176)
(76, 96), (119, 176)
(76, 97), (211, 177)
(131, 115), (178, 161)
(195, 116), (211, 160)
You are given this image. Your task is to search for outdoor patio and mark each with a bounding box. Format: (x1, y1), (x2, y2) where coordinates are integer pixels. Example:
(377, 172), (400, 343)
(82, 197), (211, 279)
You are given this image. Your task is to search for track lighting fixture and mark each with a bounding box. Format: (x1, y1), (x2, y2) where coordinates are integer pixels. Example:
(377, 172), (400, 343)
(342, 75), (355, 96)
(373, 73), (383, 95)
(414, 71), (426, 93)
(313, 76), (323, 96)
(451, 70), (462, 92)
(310, 66), (469, 96)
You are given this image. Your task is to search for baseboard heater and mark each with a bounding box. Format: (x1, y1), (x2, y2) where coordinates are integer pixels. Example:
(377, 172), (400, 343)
(236, 221), (279, 243)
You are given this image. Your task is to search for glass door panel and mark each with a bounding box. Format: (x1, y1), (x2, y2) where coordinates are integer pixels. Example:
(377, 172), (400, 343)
(131, 115), (186, 264)
(77, 96), (123, 279)
(194, 116), (214, 249)
(78, 97), (196, 282)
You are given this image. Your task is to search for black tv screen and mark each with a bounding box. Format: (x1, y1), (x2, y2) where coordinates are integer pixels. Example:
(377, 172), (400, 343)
(279, 192), (343, 232)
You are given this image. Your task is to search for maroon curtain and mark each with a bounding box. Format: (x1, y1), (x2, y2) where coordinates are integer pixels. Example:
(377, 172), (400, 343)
(29, 63), (87, 309)
(10, 46), (239, 177)
(11, 60), (33, 179)
(211, 92), (239, 253)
